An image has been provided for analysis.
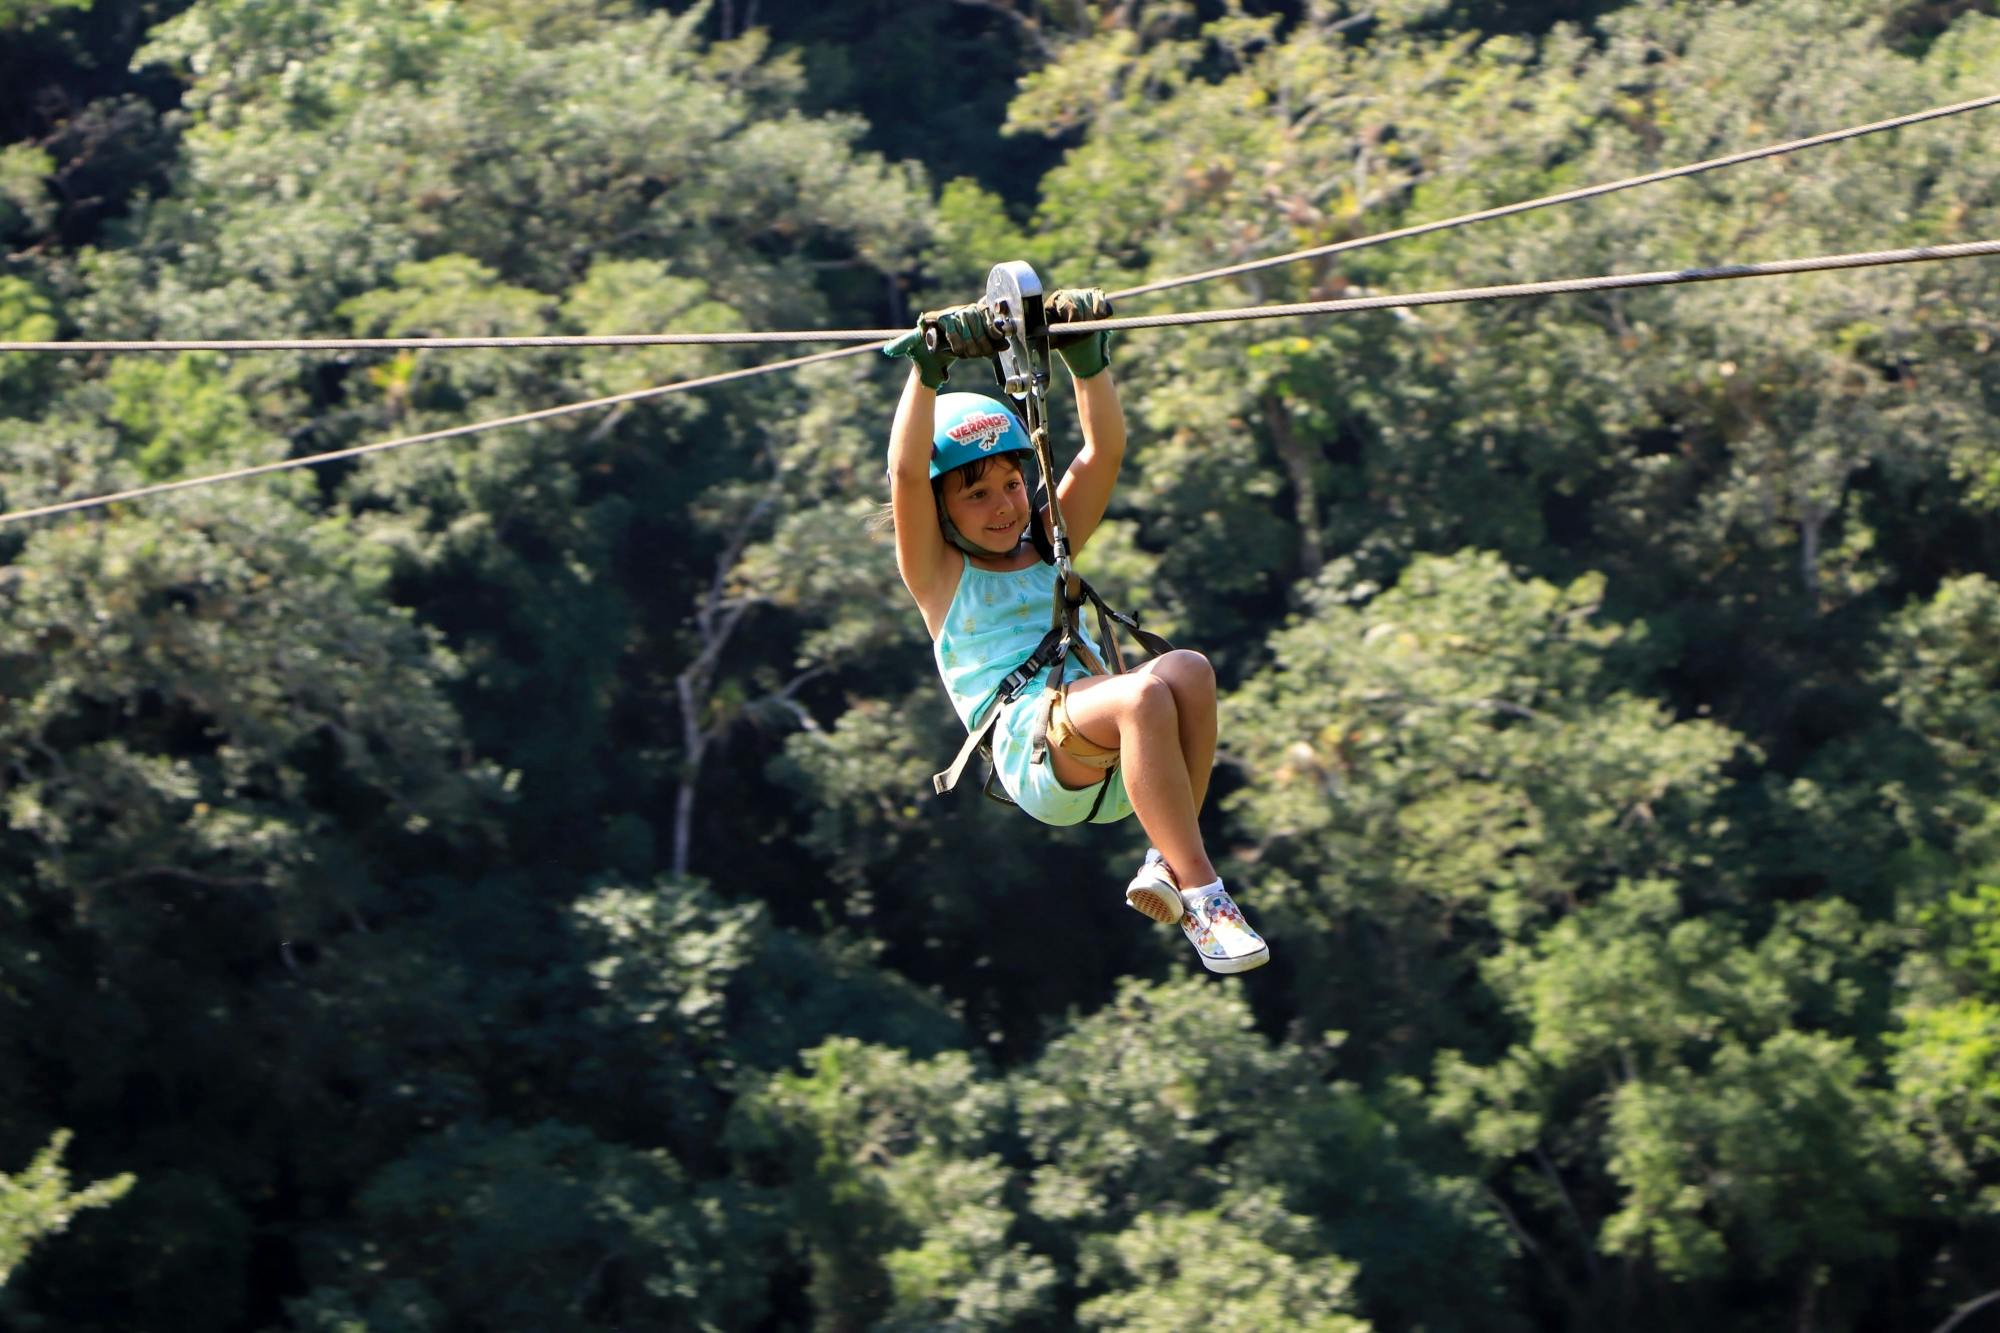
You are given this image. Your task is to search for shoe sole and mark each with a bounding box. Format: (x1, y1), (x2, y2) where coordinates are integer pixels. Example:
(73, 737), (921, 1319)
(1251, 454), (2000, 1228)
(1199, 944), (1271, 974)
(1124, 884), (1182, 924)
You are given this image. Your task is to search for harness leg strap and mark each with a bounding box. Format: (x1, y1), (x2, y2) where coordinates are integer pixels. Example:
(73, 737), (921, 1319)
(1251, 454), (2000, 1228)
(934, 710), (1001, 795)
(1048, 682), (1119, 769)
(932, 574), (1174, 805)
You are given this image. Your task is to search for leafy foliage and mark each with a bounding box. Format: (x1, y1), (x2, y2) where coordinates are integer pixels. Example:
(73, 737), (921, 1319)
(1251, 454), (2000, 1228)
(4, 0), (2000, 1329)
(0, 1132), (132, 1287)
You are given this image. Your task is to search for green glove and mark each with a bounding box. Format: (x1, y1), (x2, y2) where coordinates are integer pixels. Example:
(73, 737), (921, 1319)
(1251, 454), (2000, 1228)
(1047, 287), (1113, 379)
(882, 304), (999, 390)
(883, 324), (952, 390)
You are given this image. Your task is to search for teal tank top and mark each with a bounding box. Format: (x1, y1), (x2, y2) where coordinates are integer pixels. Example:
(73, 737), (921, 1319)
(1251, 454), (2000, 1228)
(933, 553), (1105, 731)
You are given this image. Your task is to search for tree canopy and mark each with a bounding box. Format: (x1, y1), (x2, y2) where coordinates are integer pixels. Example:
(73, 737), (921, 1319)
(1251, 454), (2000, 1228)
(3, 0), (2000, 1329)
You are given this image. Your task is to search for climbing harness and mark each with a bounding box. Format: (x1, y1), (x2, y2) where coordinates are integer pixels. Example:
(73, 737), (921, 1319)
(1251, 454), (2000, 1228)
(925, 262), (1174, 819)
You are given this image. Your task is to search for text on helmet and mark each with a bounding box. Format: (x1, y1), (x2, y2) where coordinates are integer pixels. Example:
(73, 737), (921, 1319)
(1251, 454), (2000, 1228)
(945, 412), (1015, 451)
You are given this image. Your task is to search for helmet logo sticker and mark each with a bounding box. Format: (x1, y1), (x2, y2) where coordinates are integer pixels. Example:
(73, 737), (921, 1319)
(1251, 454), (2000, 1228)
(945, 411), (1015, 452)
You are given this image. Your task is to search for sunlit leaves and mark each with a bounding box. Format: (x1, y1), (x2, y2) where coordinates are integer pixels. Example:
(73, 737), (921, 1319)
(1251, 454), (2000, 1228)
(1601, 1031), (1915, 1282)
(0, 274), (58, 406)
(1879, 574), (2000, 778)
(1891, 998), (2000, 1206)
(3, 0), (2000, 1326)
(1437, 882), (1910, 1300)
(96, 353), (267, 481)
(559, 258), (741, 398)
(0, 492), (487, 916)
(1077, 1193), (1372, 1332)
(0, 144), (56, 243)
(730, 1037), (1053, 1330)
(0, 1131), (133, 1288)
(131, 2), (926, 321)
(1228, 551), (1740, 933)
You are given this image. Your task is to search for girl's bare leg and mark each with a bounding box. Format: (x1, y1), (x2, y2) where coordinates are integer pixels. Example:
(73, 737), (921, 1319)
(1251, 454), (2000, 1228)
(1049, 671), (1216, 886)
(1134, 650), (1216, 815)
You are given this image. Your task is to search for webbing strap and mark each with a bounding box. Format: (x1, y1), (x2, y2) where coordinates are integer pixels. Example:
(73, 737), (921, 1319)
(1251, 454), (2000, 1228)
(1083, 584), (1172, 662)
(935, 708), (1001, 796)
(931, 573), (1171, 797)
(996, 625), (1067, 702)
(933, 623), (1063, 796)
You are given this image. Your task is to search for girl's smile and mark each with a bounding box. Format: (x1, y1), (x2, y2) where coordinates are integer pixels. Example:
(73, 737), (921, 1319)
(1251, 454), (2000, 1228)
(942, 462), (1031, 554)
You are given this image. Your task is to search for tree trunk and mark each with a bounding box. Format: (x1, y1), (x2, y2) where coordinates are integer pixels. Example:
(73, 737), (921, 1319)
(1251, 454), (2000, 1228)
(669, 460), (785, 878)
(1262, 390), (1325, 580)
(1799, 508), (1822, 610)
(672, 672), (706, 879)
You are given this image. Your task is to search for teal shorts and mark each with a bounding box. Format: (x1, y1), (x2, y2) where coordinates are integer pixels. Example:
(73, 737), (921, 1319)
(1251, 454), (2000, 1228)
(989, 673), (1134, 827)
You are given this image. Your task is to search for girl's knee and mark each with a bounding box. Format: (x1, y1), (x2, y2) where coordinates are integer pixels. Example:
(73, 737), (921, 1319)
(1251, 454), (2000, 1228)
(1173, 649), (1215, 686)
(1120, 671), (1177, 724)
(1156, 649), (1216, 696)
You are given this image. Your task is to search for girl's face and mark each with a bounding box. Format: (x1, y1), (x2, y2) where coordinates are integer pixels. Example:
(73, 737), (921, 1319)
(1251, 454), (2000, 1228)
(939, 457), (1030, 553)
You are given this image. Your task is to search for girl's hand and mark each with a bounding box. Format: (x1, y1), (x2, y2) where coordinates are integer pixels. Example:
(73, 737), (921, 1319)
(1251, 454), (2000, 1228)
(1048, 288), (1113, 379)
(883, 304), (997, 389)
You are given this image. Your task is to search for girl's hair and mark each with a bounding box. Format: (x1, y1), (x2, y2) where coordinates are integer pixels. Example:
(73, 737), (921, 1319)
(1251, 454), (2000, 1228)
(869, 454), (1028, 533)
(934, 452), (1024, 495)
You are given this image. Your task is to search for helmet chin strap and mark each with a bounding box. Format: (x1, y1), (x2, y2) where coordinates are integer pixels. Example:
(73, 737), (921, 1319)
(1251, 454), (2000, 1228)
(940, 506), (1024, 552)
(938, 507), (1021, 558)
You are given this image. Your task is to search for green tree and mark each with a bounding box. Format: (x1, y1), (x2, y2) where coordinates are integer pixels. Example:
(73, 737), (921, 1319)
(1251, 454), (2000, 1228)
(0, 486), (503, 1328)
(729, 1037), (1056, 1331)
(4, 0), (2000, 1328)
(1434, 880), (1916, 1329)
(1014, 975), (1505, 1331)
(1600, 1032), (1915, 1319)
(0, 1132), (133, 1287)
(286, 1118), (766, 1332)
(1225, 550), (1743, 1063)
(1077, 1194), (1371, 1333)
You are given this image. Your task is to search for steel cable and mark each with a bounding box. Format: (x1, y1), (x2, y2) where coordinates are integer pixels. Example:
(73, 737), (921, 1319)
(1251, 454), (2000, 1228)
(6, 238), (1995, 528)
(1066, 240), (2000, 335)
(1, 329), (908, 354)
(9, 96), (1993, 357)
(4, 94), (1997, 526)
(0, 344), (880, 527)
(1108, 91), (2000, 301)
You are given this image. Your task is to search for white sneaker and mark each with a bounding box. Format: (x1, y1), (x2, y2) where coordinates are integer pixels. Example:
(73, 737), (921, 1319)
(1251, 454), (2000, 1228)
(1179, 883), (1270, 974)
(1124, 848), (1183, 924)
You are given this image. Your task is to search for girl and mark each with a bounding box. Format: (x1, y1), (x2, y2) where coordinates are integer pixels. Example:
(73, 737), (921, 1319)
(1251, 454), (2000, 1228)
(883, 295), (1269, 974)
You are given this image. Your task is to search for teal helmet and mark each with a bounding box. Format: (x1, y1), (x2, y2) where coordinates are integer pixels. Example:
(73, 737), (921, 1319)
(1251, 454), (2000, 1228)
(931, 393), (1033, 478)
(929, 392), (1046, 559)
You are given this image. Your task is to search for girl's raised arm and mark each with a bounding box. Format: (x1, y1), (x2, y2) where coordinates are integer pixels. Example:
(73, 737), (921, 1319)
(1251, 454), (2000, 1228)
(883, 308), (1004, 622)
(887, 367), (952, 610)
(1048, 293), (1122, 557)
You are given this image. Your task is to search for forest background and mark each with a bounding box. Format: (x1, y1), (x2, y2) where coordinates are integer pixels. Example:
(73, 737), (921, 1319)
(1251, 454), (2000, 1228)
(2, 0), (1999, 1329)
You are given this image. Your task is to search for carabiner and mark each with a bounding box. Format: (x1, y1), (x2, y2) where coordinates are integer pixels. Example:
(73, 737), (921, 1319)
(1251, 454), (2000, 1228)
(981, 261), (1077, 595)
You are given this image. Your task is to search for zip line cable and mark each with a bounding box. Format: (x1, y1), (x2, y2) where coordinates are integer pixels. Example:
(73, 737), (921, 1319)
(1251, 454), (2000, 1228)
(6, 94), (1993, 358)
(1063, 239), (2000, 335)
(3, 96), (1996, 526)
(4, 238), (1994, 529)
(1107, 91), (2000, 301)
(0, 343), (879, 527)
(4, 328), (909, 354)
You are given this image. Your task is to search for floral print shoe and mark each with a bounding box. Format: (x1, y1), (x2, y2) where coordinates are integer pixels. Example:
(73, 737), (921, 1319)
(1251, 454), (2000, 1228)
(1179, 883), (1271, 974)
